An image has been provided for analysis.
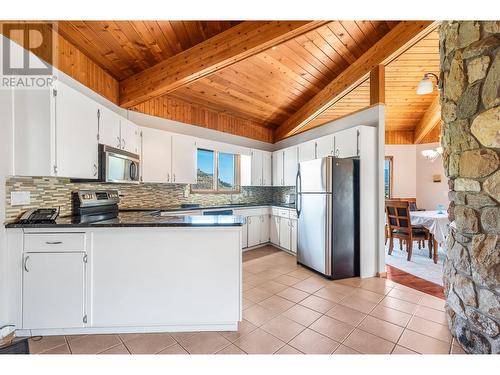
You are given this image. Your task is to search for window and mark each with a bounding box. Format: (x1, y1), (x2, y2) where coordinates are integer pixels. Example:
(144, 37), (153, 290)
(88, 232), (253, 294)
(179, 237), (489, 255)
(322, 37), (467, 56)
(384, 156), (393, 198)
(191, 149), (240, 193)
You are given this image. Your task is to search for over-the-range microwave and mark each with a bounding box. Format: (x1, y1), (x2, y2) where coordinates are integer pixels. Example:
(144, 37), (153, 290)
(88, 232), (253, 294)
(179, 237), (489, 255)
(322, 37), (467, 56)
(99, 144), (140, 184)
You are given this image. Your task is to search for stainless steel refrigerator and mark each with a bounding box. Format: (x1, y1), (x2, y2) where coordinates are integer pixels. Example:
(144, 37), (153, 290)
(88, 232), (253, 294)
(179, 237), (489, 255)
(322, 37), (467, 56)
(296, 157), (360, 279)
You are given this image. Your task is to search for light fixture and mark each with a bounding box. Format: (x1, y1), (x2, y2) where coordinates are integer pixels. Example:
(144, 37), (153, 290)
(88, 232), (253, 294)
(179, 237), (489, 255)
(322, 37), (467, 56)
(271, 46), (277, 50)
(421, 147), (443, 162)
(416, 73), (440, 95)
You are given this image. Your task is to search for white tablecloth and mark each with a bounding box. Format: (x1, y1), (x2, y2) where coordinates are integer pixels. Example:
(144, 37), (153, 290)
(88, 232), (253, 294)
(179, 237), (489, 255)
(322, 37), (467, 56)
(410, 210), (450, 244)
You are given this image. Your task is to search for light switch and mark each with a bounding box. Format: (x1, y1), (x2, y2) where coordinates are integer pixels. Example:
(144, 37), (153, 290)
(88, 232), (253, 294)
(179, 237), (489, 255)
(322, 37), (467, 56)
(11, 191), (31, 206)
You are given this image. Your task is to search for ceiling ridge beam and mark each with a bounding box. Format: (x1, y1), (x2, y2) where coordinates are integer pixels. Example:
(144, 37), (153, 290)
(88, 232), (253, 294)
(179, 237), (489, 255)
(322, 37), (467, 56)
(119, 21), (329, 108)
(414, 94), (441, 143)
(273, 21), (439, 141)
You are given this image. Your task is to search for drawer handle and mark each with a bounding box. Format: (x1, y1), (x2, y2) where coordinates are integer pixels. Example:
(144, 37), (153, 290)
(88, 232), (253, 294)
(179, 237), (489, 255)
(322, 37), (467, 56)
(45, 241), (63, 245)
(23, 256), (30, 272)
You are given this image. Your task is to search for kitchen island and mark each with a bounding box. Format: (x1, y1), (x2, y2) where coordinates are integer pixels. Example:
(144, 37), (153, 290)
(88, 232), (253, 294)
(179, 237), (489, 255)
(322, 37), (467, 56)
(5, 215), (243, 337)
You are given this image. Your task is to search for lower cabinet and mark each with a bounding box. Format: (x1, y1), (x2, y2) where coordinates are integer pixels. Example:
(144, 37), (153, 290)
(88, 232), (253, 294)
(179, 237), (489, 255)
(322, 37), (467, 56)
(241, 219), (248, 248)
(279, 217), (291, 250)
(247, 215), (261, 248)
(260, 214), (270, 243)
(23, 252), (86, 329)
(270, 216), (280, 246)
(290, 219), (297, 254)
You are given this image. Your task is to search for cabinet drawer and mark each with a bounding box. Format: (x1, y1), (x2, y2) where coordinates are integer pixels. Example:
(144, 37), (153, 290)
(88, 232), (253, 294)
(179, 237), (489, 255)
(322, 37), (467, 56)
(278, 209), (291, 218)
(24, 233), (86, 252)
(290, 210), (298, 220)
(261, 207), (272, 215)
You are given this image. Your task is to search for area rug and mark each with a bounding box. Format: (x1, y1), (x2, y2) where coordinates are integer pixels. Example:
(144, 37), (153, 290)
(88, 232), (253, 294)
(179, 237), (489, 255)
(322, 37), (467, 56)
(384, 239), (445, 286)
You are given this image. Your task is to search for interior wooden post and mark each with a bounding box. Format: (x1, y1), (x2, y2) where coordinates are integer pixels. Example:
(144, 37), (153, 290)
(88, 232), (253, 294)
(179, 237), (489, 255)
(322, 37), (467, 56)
(370, 64), (385, 105)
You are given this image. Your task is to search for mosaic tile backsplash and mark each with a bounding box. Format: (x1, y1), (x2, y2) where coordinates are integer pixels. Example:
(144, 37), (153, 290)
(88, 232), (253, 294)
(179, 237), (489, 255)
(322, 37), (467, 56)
(5, 177), (295, 222)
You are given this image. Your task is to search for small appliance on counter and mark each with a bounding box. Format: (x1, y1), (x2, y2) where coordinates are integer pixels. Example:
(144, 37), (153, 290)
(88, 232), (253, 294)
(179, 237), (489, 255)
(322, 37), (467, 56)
(285, 193), (296, 205)
(16, 208), (59, 224)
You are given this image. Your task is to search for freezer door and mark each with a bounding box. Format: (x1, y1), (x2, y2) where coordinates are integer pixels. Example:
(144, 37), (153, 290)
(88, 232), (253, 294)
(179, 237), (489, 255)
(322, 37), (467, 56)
(297, 193), (332, 276)
(298, 157), (332, 193)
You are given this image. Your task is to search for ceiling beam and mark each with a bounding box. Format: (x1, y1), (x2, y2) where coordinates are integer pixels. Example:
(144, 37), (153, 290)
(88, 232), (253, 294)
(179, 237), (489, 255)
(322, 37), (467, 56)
(119, 21), (328, 108)
(414, 95), (441, 143)
(274, 21), (438, 141)
(370, 65), (385, 105)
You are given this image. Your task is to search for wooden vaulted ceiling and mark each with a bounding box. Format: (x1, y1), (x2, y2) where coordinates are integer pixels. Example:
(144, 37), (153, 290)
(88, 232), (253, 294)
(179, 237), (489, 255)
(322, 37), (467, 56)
(1, 20), (440, 144)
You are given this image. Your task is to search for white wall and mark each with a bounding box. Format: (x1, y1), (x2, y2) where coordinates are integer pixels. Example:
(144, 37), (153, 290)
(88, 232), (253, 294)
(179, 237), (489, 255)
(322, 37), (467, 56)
(384, 144), (417, 199)
(416, 143), (449, 210)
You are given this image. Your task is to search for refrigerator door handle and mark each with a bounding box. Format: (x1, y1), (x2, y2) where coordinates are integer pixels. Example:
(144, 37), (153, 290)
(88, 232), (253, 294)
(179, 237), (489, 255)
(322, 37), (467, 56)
(296, 168), (302, 218)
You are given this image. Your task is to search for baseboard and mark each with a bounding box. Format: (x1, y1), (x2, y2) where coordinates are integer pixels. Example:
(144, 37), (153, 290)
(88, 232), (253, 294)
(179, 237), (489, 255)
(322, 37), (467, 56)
(377, 272), (387, 278)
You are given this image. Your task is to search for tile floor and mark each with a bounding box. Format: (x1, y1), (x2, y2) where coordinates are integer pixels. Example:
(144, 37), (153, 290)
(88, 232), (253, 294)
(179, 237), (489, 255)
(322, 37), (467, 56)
(29, 245), (464, 355)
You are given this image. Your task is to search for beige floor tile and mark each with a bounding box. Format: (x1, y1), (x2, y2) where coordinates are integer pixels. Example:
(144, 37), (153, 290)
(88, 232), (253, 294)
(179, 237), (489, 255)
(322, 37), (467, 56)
(281, 304), (322, 326)
(287, 268), (316, 280)
(243, 304), (279, 326)
(244, 287), (274, 303)
(258, 295), (295, 314)
(124, 333), (177, 354)
(392, 345), (418, 354)
(242, 298), (255, 310)
(233, 328), (285, 354)
(99, 344), (130, 354)
(357, 315), (404, 343)
(220, 320), (258, 342)
(258, 280), (289, 294)
(274, 274), (301, 286)
(255, 269), (283, 281)
(158, 344), (189, 354)
(261, 316), (305, 342)
(69, 334), (122, 354)
(388, 288), (423, 304)
(275, 345), (303, 354)
(38, 344), (71, 354)
(381, 296), (419, 314)
(407, 316), (452, 343)
(29, 336), (67, 354)
(277, 287), (310, 303)
(359, 281), (393, 295)
(313, 286), (346, 303)
(65, 335), (86, 342)
(419, 295), (446, 312)
(322, 282), (357, 296)
(118, 333), (143, 342)
(170, 332), (197, 345)
(333, 344), (361, 354)
(343, 329), (395, 354)
(369, 304), (412, 327)
(350, 288), (385, 303)
(293, 277), (327, 294)
(310, 315), (355, 342)
(216, 344), (246, 354)
(335, 278), (363, 288)
(339, 295), (377, 314)
(181, 332), (231, 354)
(289, 328), (340, 354)
(299, 295), (336, 313)
(398, 329), (450, 354)
(325, 304), (367, 326)
(414, 305), (448, 325)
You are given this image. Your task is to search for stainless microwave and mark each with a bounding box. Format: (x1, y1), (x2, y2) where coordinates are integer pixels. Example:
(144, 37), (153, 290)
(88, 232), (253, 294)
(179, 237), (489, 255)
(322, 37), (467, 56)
(99, 144), (140, 184)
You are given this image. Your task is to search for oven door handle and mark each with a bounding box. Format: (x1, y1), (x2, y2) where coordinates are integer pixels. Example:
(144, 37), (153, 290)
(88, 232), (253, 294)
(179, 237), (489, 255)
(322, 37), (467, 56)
(130, 162), (138, 181)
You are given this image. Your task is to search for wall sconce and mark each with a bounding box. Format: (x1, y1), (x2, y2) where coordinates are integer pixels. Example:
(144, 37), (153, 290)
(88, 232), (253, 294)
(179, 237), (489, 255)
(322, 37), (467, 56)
(421, 146), (443, 162)
(416, 73), (440, 95)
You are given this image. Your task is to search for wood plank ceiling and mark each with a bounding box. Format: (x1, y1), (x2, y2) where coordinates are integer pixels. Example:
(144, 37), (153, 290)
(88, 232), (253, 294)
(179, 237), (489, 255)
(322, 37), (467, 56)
(6, 20), (439, 143)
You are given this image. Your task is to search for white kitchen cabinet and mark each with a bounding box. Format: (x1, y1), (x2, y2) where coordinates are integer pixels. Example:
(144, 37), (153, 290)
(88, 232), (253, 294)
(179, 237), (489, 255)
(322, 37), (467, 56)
(98, 106), (122, 149)
(298, 140), (316, 162)
(141, 127), (172, 183)
(272, 151), (284, 186)
(247, 215), (261, 248)
(171, 134), (197, 184)
(279, 217), (291, 250)
(283, 147), (298, 186)
(270, 215), (280, 246)
(120, 118), (140, 154)
(54, 81), (99, 179)
(262, 151), (272, 186)
(316, 134), (335, 158)
(249, 150), (272, 186)
(241, 218), (248, 248)
(23, 252), (85, 329)
(250, 149), (263, 186)
(260, 214), (270, 243)
(335, 128), (359, 158)
(290, 218), (297, 254)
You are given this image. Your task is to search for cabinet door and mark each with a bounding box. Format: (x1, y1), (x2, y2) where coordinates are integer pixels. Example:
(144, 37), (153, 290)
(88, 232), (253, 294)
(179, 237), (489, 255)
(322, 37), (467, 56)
(55, 82), (99, 179)
(298, 140), (316, 162)
(247, 216), (261, 248)
(241, 219), (248, 248)
(262, 151), (272, 186)
(279, 217), (291, 250)
(260, 214), (270, 243)
(283, 147), (298, 186)
(270, 216), (280, 245)
(141, 127), (172, 183)
(316, 134), (335, 158)
(250, 150), (263, 186)
(171, 134), (197, 184)
(272, 151), (283, 186)
(335, 128), (359, 158)
(23, 252), (85, 329)
(290, 219), (297, 254)
(98, 106), (121, 149)
(120, 118), (139, 154)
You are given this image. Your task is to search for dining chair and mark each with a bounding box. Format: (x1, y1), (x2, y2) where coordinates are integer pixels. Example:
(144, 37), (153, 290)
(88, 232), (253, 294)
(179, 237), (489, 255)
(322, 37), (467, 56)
(385, 199), (433, 261)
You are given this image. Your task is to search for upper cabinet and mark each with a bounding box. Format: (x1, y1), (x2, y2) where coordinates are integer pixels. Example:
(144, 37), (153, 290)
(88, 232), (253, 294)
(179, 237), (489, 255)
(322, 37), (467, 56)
(316, 134), (335, 158)
(98, 108), (139, 155)
(262, 151), (272, 187)
(283, 147), (298, 186)
(335, 128), (359, 158)
(248, 150), (272, 186)
(250, 150), (263, 186)
(298, 140), (316, 163)
(119, 118), (140, 155)
(171, 134), (197, 184)
(272, 150), (284, 186)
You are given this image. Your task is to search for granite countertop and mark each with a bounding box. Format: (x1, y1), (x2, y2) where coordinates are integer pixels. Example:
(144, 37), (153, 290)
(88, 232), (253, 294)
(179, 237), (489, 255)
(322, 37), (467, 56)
(5, 211), (245, 229)
(120, 202), (296, 212)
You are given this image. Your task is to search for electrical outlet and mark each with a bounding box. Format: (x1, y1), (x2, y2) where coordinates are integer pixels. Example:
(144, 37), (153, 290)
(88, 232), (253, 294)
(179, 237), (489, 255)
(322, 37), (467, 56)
(11, 191), (31, 206)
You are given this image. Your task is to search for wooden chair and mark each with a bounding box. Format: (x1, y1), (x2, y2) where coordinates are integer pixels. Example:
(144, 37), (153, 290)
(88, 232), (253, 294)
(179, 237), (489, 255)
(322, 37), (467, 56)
(385, 199), (432, 261)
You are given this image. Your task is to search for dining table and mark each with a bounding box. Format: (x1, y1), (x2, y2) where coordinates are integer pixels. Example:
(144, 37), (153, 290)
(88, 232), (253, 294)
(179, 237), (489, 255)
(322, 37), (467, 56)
(410, 210), (450, 263)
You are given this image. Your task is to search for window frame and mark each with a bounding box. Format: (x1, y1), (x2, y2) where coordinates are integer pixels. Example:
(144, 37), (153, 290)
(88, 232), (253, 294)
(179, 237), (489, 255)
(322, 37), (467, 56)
(384, 156), (394, 199)
(190, 148), (241, 194)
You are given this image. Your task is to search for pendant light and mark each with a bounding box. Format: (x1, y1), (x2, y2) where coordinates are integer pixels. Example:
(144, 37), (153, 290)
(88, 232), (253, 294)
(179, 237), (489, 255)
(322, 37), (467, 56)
(416, 73), (440, 95)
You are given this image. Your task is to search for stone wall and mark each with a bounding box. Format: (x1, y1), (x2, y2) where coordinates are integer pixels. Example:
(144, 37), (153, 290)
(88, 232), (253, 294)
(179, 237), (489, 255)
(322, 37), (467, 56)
(440, 21), (499, 354)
